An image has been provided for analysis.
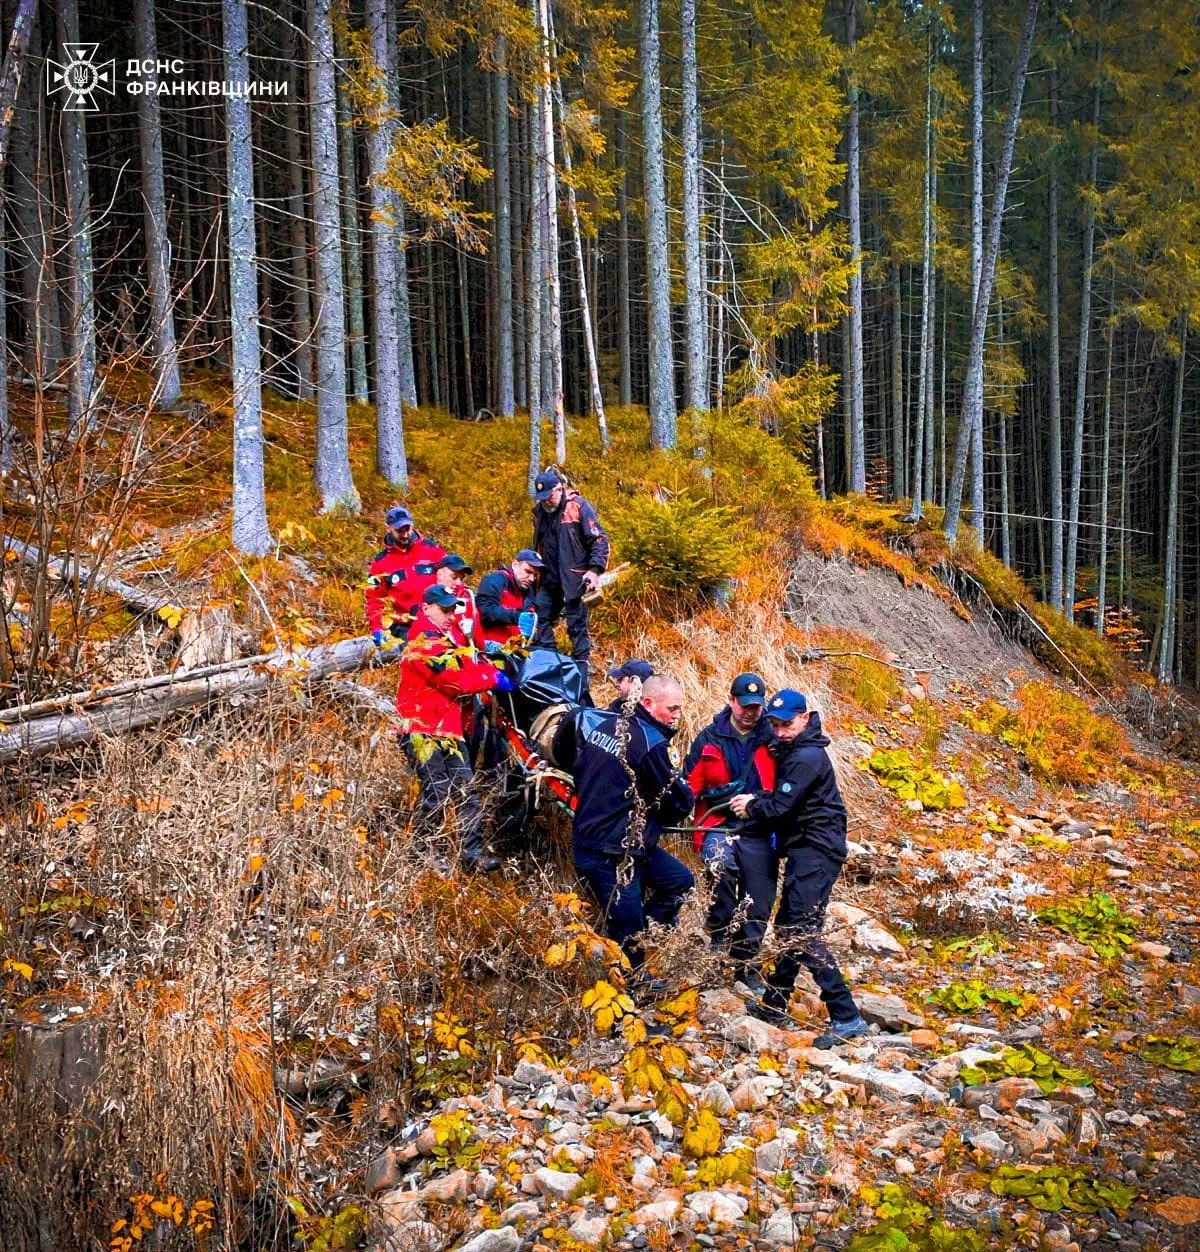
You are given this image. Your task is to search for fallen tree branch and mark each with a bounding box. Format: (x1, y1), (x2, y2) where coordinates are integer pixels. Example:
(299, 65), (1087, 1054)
(0, 635), (400, 765)
(4, 535), (183, 617)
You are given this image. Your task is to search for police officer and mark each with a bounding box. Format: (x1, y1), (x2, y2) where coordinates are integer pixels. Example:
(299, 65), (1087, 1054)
(684, 673), (776, 995)
(728, 689), (868, 1046)
(552, 675), (694, 987)
(477, 548), (543, 647)
(606, 658), (655, 709)
(366, 505), (447, 645)
(395, 584), (514, 873)
(531, 468), (610, 686)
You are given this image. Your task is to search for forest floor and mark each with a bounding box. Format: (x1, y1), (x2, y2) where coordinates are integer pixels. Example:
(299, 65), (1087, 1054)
(1, 397), (1198, 1251)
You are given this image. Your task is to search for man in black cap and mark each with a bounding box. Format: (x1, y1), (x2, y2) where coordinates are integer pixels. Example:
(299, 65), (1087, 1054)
(684, 673), (777, 995)
(728, 689), (868, 1046)
(435, 553), (481, 648)
(531, 468), (610, 689)
(606, 658), (655, 709)
(477, 548), (544, 648)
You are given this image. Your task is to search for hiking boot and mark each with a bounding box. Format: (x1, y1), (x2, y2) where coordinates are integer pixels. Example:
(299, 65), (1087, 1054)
(733, 966), (769, 1000)
(461, 853), (502, 875)
(813, 1014), (870, 1050)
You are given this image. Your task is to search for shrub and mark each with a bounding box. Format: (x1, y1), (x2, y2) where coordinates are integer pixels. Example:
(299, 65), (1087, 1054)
(865, 748), (966, 810)
(610, 493), (745, 598)
(1039, 894), (1137, 959)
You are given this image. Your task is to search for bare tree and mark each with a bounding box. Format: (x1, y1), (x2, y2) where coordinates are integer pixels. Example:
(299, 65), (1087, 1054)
(494, 35), (515, 418)
(845, 0), (865, 492)
(680, 0), (707, 415)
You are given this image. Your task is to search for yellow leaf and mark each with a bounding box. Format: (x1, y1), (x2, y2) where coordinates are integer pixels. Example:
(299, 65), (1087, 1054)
(545, 944), (567, 967)
(594, 1006), (614, 1032)
(291, 792), (307, 812)
(248, 854), (265, 874)
(157, 605), (183, 630)
(682, 1107), (723, 1159)
(621, 1015), (648, 1045)
(3, 959), (33, 980)
(308, 929), (321, 943)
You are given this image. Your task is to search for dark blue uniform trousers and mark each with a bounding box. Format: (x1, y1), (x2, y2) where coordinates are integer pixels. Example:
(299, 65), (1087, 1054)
(765, 845), (858, 1023)
(533, 582), (592, 665)
(574, 844), (695, 966)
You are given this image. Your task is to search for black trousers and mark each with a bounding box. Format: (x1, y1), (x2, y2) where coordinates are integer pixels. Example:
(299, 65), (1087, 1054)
(707, 833), (780, 967)
(400, 735), (484, 861)
(765, 845), (859, 1023)
(532, 582), (592, 666)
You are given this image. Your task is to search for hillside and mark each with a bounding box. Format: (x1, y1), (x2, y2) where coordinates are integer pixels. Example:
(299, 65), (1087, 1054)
(2, 402), (1199, 1252)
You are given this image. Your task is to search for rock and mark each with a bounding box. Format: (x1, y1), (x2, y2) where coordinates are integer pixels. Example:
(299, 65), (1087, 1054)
(533, 1167), (581, 1200)
(688, 1190), (748, 1225)
(732, 1076), (779, 1111)
(1133, 940), (1172, 960)
(379, 1222), (443, 1252)
(1060, 821), (1095, 839)
(473, 1170), (497, 1200)
(910, 1029), (939, 1049)
(928, 1045), (1003, 1085)
(755, 1137), (786, 1175)
(419, 1169), (472, 1204)
(1154, 1196), (1200, 1226)
(630, 1198), (681, 1226)
(1012, 1124), (1053, 1157)
(698, 988), (748, 1025)
(827, 902), (872, 927)
(376, 1189), (422, 1229)
(366, 1148), (406, 1196)
(723, 1014), (784, 1053)
(994, 1076), (1043, 1110)
(857, 991), (923, 1032)
(879, 1122), (924, 1151)
(512, 1058), (556, 1088)
(552, 1122), (585, 1144)
(854, 922), (906, 956)
(1076, 1109), (1106, 1146)
(698, 1080), (736, 1115)
(964, 1129), (1009, 1157)
(498, 1201), (541, 1225)
(457, 1229), (521, 1252)
(1179, 984), (1200, 1008)
(761, 1207), (799, 1245)
(830, 1059), (946, 1105)
(568, 1213), (611, 1244)
(415, 1126), (438, 1155)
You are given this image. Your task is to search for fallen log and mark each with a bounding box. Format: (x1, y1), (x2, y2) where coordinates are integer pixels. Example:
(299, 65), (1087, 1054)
(3, 535), (183, 617)
(0, 635), (400, 766)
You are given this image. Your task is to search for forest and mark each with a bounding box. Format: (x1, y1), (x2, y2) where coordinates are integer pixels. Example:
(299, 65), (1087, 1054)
(0, 0), (1198, 1249)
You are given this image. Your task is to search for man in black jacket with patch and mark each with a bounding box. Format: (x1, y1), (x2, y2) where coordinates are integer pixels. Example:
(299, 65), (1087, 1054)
(553, 675), (694, 981)
(729, 689), (868, 1047)
(531, 468), (610, 688)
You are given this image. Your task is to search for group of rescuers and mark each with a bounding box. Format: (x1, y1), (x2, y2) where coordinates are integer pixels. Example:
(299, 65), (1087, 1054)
(365, 468), (868, 1045)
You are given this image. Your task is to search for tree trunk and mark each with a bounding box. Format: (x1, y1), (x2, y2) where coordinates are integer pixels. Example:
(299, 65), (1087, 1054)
(386, 2), (417, 409)
(223, 0), (272, 555)
(336, 57), (369, 405)
(924, 141), (937, 507)
(1046, 68), (1064, 608)
(367, 0), (406, 487)
(910, 52), (933, 521)
(845, 0), (865, 492)
(527, 95), (543, 494)
(616, 111), (632, 409)
(943, 0), (1039, 546)
(309, 0), (358, 512)
(1156, 317), (1186, 684)
(56, 0), (98, 428)
(890, 264), (903, 498)
(1096, 313), (1114, 637)
(1064, 77), (1101, 622)
(998, 301), (1011, 566)
(511, 98), (527, 410)
(968, 0), (985, 532)
(639, 0), (677, 448)
(131, 0), (182, 410)
(680, 0), (707, 415)
(285, 19), (314, 400)
(494, 36), (515, 418)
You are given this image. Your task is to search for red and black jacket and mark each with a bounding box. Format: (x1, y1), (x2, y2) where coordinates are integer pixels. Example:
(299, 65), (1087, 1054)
(394, 609), (501, 740)
(532, 490), (609, 600)
(683, 708), (776, 849)
(365, 531), (447, 633)
(476, 566), (535, 645)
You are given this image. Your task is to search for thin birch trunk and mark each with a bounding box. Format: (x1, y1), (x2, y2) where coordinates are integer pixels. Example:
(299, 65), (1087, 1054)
(998, 301), (1011, 565)
(924, 139), (937, 507)
(891, 263), (903, 498)
(309, 0), (358, 511)
(1096, 312), (1114, 637)
(512, 99), (527, 409)
(534, 0), (564, 459)
(494, 36), (514, 417)
(385, 0), (416, 408)
(968, 0), (985, 531)
(527, 94), (543, 493)
(223, 0), (272, 554)
(845, 0), (865, 491)
(1156, 317), (1186, 684)
(1047, 68), (1064, 608)
(616, 111), (632, 408)
(910, 54), (933, 520)
(639, 0), (677, 448)
(944, 0), (1039, 546)
(336, 59), (369, 404)
(680, 0), (707, 414)
(285, 27), (313, 400)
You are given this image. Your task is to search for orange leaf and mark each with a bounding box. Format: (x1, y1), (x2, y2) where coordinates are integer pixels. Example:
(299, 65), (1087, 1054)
(1155, 1197), (1200, 1226)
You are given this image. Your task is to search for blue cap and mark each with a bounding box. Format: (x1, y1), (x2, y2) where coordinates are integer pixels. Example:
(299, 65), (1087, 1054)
(437, 553), (473, 575)
(607, 658), (654, 682)
(730, 672), (767, 705)
(765, 688), (808, 720)
(423, 585), (459, 609)
(534, 468), (563, 502)
(514, 548), (546, 569)
(385, 504), (413, 528)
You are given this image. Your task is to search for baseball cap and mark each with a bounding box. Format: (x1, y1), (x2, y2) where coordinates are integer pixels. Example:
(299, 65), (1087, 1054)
(514, 548), (546, 569)
(730, 672), (767, 705)
(437, 553), (473, 575)
(534, 467), (563, 502)
(423, 585), (459, 609)
(385, 504), (413, 528)
(607, 658), (654, 682)
(766, 689), (808, 720)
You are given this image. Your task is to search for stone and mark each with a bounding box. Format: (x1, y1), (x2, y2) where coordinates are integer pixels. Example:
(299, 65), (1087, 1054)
(379, 1221), (443, 1252)
(415, 1126), (438, 1155)
(964, 1129), (1009, 1157)
(568, 1213), (611, 1244)
(1180, 984), (1200, 1008)
(630, 1198), (681, 1226)
(376, 1189), (422, 1229)
(829, 1058), (946, 1105)
(512, 1058), (556, 1088)
(498, 1201), (541, 1225)
(732, 1076), (777, 1111)
(533, 1167), (581, 1200)
(688, 1190), (749, 1225)
(698, 1080), (736, 1116)
(419, 1169), (472, 1204)
(1076, 1109), (1106, 1146)
(1133, 940), (1171, 960)
(1012, 1125), (1053, 1157)
(723, 1014), (783, 1053)
(879, 1122), (924, 1151)
(457, 1229), (521, 1252)
(755, 1137), (786, 1175)
(854, 922), (906, 956)
(552, 1122), (585, 1144)
(827, 902), (872, 927)
(910, 1029), (939, 1049)
(760, 1207), (799, 1245)
(1154, 1196), (1200, 1226)
(857, 991), (922, 1032)
(994, 1076), (1043, 1111)
(473, 1170), (497, 1200)
(366, 1148), (405, 1196)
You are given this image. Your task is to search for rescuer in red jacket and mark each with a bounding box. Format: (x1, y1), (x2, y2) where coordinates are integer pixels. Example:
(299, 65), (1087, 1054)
(476, 548), (543, 647)
(683, 672), (777, 996)
(366, 505), (447, 645)
(434, 553), (484, 649)
(395, 584), (514, 873)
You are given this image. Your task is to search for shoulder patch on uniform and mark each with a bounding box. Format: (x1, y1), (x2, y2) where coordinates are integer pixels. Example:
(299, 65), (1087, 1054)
(562, 498), (582, 524)
(780, 781), (793, 793)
